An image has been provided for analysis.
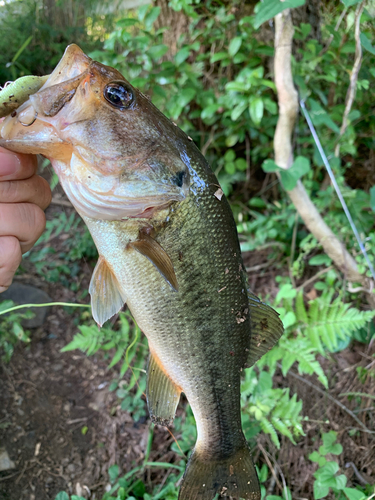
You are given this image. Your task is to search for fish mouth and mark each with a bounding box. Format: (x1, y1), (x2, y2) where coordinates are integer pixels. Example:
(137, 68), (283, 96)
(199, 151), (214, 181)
(0, 45), (91, 155)
(0, 44), (190, 221)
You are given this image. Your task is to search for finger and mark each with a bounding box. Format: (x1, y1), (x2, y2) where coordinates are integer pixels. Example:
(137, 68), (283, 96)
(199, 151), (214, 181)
(0, 203), (46, 252)
(0, 175), (52, 210)
(0, 236), (22, 292)
(0, 147), (38, 180)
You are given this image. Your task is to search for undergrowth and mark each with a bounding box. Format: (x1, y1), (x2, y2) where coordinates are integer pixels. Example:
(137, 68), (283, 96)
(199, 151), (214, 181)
(1, 0), (375, 498)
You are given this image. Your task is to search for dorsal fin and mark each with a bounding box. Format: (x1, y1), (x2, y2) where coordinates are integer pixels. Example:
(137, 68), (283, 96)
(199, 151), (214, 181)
(147, 351), (181, 427)
(89, 256), (127, 327)
(129, 232), (178, 291)
(246, 290), (284, 367)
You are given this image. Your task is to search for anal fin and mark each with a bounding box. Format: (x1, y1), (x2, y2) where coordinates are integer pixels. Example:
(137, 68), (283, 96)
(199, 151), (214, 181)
(89, 256), (127, 327)
(246, 290), (284, 367)
(129, 232), (178, 291)
(147, 352), (181, 427)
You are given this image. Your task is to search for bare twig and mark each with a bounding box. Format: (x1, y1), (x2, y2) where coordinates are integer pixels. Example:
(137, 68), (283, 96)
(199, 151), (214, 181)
(201, 127), (215, 156)
(246, 258), (277, 273)
(50, 197), (73, 208)
(258, 442), (283, 492)
(273, 9), (370, 288)
(282, 366), (375, 435)
(319, 6), (348, 56)
(245, 133), (251, 182)
(335, 1), (366, 157)
(296, 266), (334, 291)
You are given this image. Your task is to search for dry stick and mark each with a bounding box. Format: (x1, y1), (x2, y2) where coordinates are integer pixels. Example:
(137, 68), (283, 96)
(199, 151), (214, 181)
(50, 197), (73, 208)
(335, 0), (366, 158)
(319, 6), (348, 56)
(273, 9), (370, 289)
(257, 442), (283, 492)
(296, 266), (334, 292)
(282, 365), (375, 435)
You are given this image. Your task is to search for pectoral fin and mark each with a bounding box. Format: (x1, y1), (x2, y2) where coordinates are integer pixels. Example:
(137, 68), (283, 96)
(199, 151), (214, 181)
(246, 290), (284, 367)
(129, 233), (178, 291)
(147, 352), (181, 427)
(89, 256), (127, 327)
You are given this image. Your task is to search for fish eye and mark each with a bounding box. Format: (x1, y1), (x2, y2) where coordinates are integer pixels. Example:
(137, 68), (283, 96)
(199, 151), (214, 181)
(103, 81), (134, 109)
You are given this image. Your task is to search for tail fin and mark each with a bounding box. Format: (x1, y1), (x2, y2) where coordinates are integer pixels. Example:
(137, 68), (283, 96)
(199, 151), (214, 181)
(179, 445), (260, 500)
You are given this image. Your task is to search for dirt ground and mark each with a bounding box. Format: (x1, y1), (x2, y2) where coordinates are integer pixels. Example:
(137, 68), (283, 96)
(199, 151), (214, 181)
(0, 181), (374, 500)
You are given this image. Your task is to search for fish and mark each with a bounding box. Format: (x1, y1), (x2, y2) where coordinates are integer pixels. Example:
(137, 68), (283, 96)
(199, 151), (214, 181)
(0, 45), (283, 500)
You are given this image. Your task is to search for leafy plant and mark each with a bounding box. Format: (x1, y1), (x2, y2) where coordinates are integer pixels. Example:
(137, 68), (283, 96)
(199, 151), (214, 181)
(309, 432), (367, 500)
(0, 300), (33, 362)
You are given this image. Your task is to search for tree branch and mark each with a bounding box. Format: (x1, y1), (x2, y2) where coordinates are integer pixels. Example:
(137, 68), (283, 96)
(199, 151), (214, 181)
(273, 9), (373, 293)
(335, 0), (366, 157)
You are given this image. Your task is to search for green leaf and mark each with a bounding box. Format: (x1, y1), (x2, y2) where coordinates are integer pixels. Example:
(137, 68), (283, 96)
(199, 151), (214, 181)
(144, 6), (161, 30)
(235, 158), (248, 171)
(280, 156), (310, 190)
(225, 134), (239, 147)
(201, 103), (220, 120)
(147, 44), (168, 61)
(71, 496), (86, 500)
(175, 47), (191, 66)
(291, 156), (310, 177)
(315, 461), (339, 480)
(262, 159), (278, 172)
(360, 33), (375, 55)
(309, 451), (321, 463)
(231, 100), (248, 121)
(109, 464), (119, 482)
(314, 482), (329, 500)
(117, 18), (138, 27)
(211, 52), (228, 63)
(308, 99), (340, 133)
(229, 37), (242, 57)
(249, 97), (264, 125)
(308, 254), (332, 266)
(341, 0), (361, 6)
(224, 150), (236, 161)
(343, 488), (366, 500)
(226, 81), (249, 92)
(282, 311), (297, 329)
(335, 474), (347, 490)
(254, 0), (306, 29)
(178, 87), (196, 108)
(54, 493), (69, 500)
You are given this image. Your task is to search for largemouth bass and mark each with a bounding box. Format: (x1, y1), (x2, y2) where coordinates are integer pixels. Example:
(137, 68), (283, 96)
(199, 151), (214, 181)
(0, 45), (283, 500)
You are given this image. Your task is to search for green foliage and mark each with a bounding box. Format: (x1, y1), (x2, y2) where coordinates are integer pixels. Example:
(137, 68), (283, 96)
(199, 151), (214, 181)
(91, 2), (279, 175)
(62, 312), (149, 420)
(308, 432), (366, 500)
(263, 156), (311, 190)
(0, 0), (116, 83)
(0, 300), (33, 362)
(11, 2), (375, 498)
(24, 211), (97, 287)
(260, 283), (375, 379)
(254, 0), (306, 29)
(241, 369), (304, 448)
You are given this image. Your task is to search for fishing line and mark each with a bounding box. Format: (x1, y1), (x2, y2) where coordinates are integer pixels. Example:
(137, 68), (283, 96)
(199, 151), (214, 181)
(300, 99), (375, 283)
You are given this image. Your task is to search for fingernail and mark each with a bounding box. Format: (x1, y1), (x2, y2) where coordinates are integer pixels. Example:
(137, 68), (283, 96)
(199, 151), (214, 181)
(0, 150), (21, 177)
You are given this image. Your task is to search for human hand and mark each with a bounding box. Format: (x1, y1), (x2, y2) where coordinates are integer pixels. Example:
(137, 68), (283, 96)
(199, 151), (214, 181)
(0, 145), (51, 292)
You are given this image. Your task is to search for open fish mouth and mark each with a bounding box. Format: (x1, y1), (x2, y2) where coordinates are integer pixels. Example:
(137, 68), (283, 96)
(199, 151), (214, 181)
(0, 44), (190, 220)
